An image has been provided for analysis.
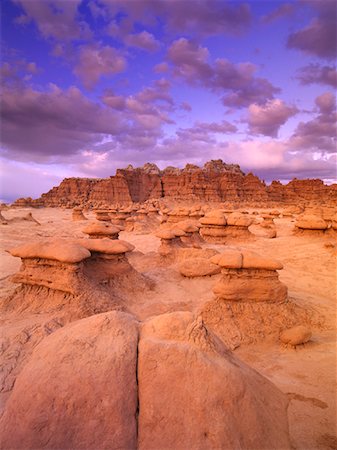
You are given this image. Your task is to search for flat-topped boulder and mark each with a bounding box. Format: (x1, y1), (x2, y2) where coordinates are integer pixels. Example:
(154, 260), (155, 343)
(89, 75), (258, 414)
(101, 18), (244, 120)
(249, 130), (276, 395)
(178, 258), (221, 277)
(78, 238), (135, 255)
(295, 215), (328, 234)
(200, 210), (255, 243)
(199, 210), (227, 243)
(210, 249), (243, 268)
(7, 237), (136, 297)
(8, 240), (91, 263)
(173, 220), (203, 247)
(167, 207), (191, 223)
(82, 222), (122, 239)
(211, 248), (287, 303)
(226, 212), (254, 227)
(156, 228), (187, 257)
(95, 209), (112, 222)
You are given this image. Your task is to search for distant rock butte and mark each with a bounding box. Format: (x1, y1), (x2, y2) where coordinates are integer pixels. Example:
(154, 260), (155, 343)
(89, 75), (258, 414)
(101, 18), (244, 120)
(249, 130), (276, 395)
(12, 159), (337, 208)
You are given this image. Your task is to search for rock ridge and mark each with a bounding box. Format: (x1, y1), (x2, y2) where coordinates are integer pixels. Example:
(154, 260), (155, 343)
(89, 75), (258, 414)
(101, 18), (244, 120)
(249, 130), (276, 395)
(12, 159), (337, 208)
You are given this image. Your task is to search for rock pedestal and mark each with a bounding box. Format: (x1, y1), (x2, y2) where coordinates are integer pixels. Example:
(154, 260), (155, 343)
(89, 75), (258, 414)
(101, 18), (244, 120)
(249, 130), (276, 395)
(294, 215), (328, 235)
(72, 207), (87, 221)
(211, 248), (287, 303)
(82, 222), (122, 239)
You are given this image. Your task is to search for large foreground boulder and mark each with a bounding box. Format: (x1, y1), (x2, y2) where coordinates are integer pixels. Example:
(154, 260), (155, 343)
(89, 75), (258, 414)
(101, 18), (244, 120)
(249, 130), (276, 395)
(0, 311), (292, 450)
(0, 312), (139, 450)
(138, 312), (291, 450)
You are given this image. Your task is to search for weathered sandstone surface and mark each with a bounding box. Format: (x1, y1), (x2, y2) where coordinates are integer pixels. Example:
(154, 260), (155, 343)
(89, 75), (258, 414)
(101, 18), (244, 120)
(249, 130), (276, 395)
(0, 311), (291, 450)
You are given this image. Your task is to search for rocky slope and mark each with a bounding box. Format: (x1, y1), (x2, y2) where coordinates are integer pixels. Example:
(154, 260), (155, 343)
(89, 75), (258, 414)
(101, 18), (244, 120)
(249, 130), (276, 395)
(13, 160), (337, 207)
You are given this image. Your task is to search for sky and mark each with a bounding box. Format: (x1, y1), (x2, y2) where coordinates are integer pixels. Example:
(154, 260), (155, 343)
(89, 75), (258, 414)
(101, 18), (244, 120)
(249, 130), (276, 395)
(0, 0), (336, 202)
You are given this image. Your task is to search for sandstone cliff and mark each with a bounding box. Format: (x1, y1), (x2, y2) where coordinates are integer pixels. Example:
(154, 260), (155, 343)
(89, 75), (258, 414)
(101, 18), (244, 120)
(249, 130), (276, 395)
(14, 160), (337, 207)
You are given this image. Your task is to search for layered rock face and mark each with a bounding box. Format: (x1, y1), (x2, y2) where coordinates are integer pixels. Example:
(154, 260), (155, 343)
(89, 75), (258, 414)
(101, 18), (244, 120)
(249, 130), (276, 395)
(23, 159), (336, 208)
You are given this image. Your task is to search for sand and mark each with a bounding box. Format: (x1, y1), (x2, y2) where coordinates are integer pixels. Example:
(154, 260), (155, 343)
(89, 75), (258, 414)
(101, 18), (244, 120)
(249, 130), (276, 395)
(0, 207), (336, 449)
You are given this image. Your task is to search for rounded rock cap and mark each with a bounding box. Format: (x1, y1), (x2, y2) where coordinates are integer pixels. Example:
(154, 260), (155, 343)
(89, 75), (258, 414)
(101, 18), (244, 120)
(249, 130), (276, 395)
(210, 249), (242, 268)
(82, 222), (121, 235)
(156, 229), (186, 239)
(295, 215), (327, 230)
(8, 239), (91, 263)
(280, 325), (312, 346)
(226, 212), (254, 227)
(77, 238), (135, 254)
(200, 216), (227, 226)
(211, 248), (283, 270)
(242, 250), (283, 270)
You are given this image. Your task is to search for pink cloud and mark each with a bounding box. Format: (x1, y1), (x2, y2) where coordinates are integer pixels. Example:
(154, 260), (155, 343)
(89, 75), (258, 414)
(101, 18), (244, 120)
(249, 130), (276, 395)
(0, 84), (124, 161)
(167, 38), (280, 108)
(287, 1), (336, 59)
(261, 3), (295, 24)
(297, 64), (337, 88)
(289, 92), (336, 154)
(125, 31), (160, 52)
(101, 78), (174, 132)
(13, 0), (90, 41)
(247, 99), (298, 137)
(99, 0), (251, 37)
(174, 120), (237, 144)
(74, 44), (126, 89)
(154, 62), (169, 73)
(168, 38), (212, 82)
(180, 102), (192, 112)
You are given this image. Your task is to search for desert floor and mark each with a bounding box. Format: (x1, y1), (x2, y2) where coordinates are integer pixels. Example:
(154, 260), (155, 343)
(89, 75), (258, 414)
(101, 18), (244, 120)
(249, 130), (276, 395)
(0, 207), (336, 450)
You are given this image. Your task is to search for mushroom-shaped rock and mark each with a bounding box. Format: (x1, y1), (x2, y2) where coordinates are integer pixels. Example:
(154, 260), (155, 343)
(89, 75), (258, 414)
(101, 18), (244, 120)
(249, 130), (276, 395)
(175, 221), (200, 233)
(0, 311), (139, 450)
(167, 207), (191, 223)
(199, 211), (227, 242)
(178, 258), (221, 277)
(138, 312), (291, 450)
(174, 220), (203, 247)
(82, 222), (121, 239)
(7, 240), (93, 295)
(7, 237), (137, 297)
(200, 215), (227, 226)
(280, 325), (312, 346)
(156, 229), (187, 258)
(72, 207), (87, 221)
(212, 248), (287, 303)
(155, 229), (177, 240)
(169, 228), (186, 237)
(8, 239), (91, 263)
(226, 212), (254, 227)
(295, 215), (328, 233)
(95, 210), (112, 222)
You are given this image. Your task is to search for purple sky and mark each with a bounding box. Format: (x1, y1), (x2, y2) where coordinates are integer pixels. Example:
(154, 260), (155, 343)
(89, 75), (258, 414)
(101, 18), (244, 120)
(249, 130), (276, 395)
(0, 0), (336, 201)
